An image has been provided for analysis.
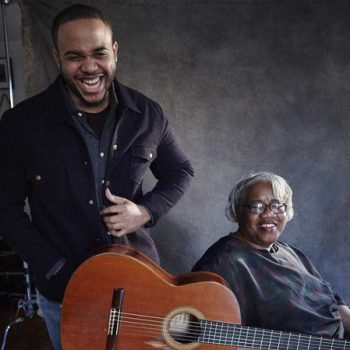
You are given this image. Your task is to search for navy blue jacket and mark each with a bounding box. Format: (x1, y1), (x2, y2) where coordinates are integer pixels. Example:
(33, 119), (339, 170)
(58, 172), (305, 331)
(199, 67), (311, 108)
(0, 77), (193, 301)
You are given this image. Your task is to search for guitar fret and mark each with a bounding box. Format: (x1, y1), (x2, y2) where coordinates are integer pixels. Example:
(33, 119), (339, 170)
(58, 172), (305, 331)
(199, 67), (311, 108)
(238, 323), (243, 346)
(220, 321), (229, 345)
(223, 321), (229, 344)
(268, 330), (273, 349)
(260, 328), (265, 349)
(233, 323), (241, 346)
(214, 322), (217, 340)
(297, 333), (301, 349)
(200, 320), (208, 343)
(307, 335), (311, 350)
(276, 332), (282, 349)
(244, 326), (250, 348)
(252, 327), (257, 348)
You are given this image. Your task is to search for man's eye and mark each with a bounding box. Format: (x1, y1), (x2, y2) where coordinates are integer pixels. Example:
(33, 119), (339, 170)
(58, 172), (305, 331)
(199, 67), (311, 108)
(67, 56), (83, 61)
(94, 52), (107, 59)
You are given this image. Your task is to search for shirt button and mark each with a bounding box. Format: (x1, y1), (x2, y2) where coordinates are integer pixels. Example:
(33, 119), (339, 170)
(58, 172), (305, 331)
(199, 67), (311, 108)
(100, 152), (104, 157)
(112, 144), (117, 151)
(35, 175), (42, 181)
(149, 153), (153, 159)
(88, 200), (94, 205)
(77, 112), (83, 117)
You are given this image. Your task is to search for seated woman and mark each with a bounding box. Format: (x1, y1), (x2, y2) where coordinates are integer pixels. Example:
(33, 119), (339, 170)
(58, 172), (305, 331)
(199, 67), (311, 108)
(192, 172), (350, 338)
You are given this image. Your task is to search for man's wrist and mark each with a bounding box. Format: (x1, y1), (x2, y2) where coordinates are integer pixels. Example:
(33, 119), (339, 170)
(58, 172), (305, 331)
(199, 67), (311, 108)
(138, 204), (151, 225)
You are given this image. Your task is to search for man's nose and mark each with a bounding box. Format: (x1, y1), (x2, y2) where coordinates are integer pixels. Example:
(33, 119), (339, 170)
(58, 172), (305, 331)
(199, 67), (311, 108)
(81, 56), (98, 72)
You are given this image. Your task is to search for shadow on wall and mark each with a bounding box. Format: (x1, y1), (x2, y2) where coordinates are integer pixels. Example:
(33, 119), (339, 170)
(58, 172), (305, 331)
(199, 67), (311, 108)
(152, 217), (199, 274)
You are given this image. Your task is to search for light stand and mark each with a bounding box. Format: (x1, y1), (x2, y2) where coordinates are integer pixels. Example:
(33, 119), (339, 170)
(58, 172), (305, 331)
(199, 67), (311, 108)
(0, 1), (37, 349)
(1, 0), (14, 108)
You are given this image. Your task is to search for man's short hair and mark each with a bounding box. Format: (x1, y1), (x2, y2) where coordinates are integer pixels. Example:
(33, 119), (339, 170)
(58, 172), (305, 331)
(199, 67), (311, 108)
(51, 4), (114, 48)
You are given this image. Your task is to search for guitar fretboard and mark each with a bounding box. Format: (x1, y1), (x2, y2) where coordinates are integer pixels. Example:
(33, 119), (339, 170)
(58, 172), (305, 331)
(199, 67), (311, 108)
(198, 320), (349, 350)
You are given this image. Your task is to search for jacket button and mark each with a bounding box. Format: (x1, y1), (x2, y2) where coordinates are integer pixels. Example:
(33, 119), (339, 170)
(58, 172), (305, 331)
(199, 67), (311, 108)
(112, 144), (117, 151)
(149, 153), (153, 159)
(105, 180), (111, 187)
(35, 175), (41, 181)
(88, 200), (94, 205)
(100, 152), (104, 157)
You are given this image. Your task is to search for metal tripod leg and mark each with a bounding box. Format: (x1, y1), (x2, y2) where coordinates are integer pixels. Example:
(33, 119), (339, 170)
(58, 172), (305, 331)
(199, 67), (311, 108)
(22, 262), (35, 317)
(0, 261), (37, 350)
(0, 317), (25, 350)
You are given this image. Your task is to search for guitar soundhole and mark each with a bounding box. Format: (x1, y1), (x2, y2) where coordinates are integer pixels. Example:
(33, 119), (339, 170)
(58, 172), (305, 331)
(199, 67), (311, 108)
(167, 312), (201, 344)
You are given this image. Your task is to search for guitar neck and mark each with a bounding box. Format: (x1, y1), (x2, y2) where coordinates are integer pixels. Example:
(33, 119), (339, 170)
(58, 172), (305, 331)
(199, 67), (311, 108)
(198, 319), (349, 350)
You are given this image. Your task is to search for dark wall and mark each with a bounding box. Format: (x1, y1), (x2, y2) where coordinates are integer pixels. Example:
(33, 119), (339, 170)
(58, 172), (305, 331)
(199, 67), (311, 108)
(21, 0), (350, 301)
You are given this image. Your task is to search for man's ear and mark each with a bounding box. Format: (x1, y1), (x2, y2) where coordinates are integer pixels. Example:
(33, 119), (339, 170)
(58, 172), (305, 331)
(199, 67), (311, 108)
(113, 41), (118, 62)
(52, 48), (61, 69)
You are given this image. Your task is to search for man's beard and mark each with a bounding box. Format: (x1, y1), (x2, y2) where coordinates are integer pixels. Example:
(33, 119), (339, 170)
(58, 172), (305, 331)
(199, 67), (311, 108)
(64, 77), (111, 109)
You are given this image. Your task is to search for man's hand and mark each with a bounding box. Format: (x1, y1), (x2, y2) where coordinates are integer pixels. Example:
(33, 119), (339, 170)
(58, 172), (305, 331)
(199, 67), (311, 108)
(100, 188), (151, 237)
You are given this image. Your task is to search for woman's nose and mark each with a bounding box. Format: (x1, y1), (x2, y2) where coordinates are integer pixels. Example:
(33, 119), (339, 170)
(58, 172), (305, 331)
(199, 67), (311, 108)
(261, 205), (275, 216)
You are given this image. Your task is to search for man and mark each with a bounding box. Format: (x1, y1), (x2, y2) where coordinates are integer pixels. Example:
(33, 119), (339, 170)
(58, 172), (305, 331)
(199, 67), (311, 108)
(0, 4), (193, 349)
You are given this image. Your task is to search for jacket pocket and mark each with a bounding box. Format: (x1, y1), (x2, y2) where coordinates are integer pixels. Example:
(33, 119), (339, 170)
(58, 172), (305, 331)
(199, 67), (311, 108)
(130, 144), (157, 184)
(26, 163), (68, 204)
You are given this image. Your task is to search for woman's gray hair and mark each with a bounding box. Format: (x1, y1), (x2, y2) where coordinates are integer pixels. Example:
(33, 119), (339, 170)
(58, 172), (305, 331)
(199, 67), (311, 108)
(225, 172), (294, 223)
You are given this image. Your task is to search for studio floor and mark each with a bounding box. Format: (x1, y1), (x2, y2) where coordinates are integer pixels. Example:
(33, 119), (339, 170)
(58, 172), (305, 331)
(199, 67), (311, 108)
(0, 245), (53, 350)
(0, 296), (52, 350)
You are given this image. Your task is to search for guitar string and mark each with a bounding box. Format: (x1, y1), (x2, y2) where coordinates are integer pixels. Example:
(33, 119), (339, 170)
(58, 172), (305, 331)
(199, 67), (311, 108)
(117, 312), (348, 349)
(108, 311), (349, 349)
(120, 320), (348, 350)
(120, 321), (348, 350)
(119, 320), (348, 350)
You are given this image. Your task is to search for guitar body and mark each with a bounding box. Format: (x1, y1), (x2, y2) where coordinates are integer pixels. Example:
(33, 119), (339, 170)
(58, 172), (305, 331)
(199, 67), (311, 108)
(61, 244), (241, 350)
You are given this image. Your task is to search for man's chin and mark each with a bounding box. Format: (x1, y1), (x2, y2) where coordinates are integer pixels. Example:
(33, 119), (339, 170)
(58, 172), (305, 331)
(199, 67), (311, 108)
(77, 93), (110, 112)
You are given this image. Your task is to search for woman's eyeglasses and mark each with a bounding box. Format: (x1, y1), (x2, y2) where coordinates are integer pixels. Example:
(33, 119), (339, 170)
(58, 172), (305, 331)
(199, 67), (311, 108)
(239, 201), (287, 214)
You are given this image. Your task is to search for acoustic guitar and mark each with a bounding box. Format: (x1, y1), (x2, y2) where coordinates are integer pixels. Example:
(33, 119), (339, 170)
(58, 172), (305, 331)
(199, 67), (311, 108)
(61, 245), (349, 350)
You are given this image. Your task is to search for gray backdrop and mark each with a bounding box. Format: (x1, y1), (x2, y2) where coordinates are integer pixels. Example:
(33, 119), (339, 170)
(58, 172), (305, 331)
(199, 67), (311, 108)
(20, 0), (350, 301)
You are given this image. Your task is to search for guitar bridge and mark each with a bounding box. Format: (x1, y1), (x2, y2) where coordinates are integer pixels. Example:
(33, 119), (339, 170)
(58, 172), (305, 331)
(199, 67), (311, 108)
(106, 288), (125, 350)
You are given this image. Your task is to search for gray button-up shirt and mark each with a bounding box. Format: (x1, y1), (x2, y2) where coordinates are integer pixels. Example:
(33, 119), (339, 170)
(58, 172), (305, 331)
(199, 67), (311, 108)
(60, 80), (119, 209)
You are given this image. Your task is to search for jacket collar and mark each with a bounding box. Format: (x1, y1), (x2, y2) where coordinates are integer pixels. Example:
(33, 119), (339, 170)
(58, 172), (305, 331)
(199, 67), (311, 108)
(113, 80), (141, 114)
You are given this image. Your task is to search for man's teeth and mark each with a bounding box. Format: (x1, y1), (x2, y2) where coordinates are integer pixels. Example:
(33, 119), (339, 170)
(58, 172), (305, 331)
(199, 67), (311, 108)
(261, 223), (275, 228)
(82, 77), (100, 85)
